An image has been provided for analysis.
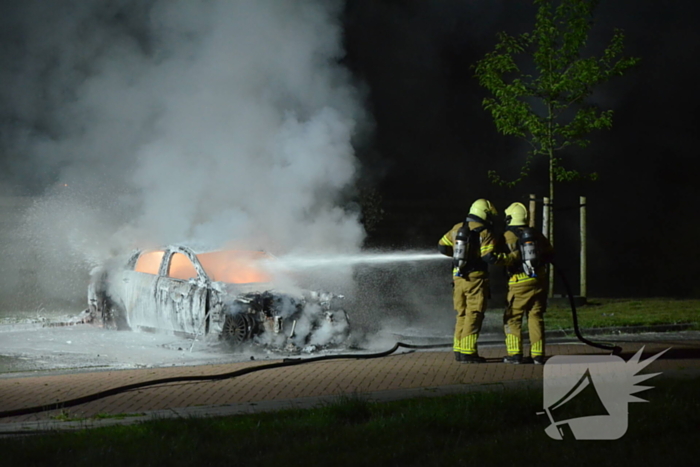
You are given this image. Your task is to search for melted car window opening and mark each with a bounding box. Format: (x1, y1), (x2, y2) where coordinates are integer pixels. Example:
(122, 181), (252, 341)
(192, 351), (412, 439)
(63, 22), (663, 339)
(134, 251), (165, 275)
(132, 249), (272, 284)
(168, 253), (198, 280)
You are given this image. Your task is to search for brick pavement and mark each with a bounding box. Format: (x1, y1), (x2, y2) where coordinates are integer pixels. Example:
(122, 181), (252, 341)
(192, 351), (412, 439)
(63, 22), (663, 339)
(1, 338), (699, 434)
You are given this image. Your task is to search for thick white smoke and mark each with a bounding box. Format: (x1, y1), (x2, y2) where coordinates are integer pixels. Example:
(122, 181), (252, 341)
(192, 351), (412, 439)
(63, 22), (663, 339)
(1, 0), (368, 309)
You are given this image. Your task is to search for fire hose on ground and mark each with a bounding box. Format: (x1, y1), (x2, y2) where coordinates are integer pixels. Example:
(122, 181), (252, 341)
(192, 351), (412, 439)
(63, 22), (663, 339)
(0, 342), (448, 420)
(0, 265), (620, 420)
(553, 262), (622, 355)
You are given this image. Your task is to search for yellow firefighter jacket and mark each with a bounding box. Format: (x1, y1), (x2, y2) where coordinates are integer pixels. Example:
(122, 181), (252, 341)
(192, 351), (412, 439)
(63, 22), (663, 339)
(438, 220), (498, 279)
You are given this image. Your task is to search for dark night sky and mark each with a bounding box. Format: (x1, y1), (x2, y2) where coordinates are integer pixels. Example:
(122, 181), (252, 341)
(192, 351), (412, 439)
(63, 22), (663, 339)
(341, 0), (700, 298)
(1, 0), (699, 299)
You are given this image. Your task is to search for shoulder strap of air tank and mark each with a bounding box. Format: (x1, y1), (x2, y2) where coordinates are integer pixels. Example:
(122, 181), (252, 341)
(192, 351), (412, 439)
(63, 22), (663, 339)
(506, 226), (523, 245)
(508, 225), (524, 236)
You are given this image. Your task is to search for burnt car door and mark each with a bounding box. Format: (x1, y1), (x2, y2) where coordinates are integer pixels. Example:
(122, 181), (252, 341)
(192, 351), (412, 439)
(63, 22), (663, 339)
(120, 250), (166, 332)
(155, 248), (209, 336)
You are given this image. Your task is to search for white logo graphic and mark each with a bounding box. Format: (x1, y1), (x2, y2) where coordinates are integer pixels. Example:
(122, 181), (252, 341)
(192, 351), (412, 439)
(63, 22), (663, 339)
(540, 347), (669, 440)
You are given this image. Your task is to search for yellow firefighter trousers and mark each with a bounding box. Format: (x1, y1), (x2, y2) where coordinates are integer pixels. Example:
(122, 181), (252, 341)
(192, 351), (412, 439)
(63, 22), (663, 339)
(503, 278), (547, 356)
(453, 276), (488, 355)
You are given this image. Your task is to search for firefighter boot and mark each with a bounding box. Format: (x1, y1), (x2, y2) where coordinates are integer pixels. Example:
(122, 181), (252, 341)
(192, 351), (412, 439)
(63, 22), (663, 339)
(502, 354), (523, 364)
(461, 354), (486, 364)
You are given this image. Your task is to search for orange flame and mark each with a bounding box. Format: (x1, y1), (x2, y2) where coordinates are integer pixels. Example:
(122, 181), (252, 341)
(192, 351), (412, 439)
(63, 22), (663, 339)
(133, 249), (271, 284)
(197, 250), (272, 284)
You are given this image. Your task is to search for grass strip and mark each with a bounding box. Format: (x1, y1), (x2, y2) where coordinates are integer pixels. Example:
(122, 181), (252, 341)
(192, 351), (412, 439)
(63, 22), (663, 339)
(2, 375), (698, 466)
(546, 298), (700, 331)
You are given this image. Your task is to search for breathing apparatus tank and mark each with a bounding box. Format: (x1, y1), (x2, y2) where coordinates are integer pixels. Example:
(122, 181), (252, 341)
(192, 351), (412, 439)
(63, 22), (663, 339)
(453, 224), (470, 271)
(519, 227), (538, 278)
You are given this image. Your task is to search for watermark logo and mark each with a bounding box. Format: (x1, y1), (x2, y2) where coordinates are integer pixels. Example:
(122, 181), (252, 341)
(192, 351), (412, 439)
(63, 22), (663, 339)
(540, 347), (669, 440)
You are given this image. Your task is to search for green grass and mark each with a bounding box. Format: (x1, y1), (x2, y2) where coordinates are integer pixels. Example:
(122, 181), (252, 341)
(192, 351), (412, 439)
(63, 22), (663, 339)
(2, 376), (699, 466)
(48, 410), (84, 422)
(546, 298), (700, 331)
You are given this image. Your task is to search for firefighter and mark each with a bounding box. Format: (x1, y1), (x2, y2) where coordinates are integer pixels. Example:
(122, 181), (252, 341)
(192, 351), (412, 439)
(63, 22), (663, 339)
(438, 199), (499, 363)
(497, 202), (554, 364)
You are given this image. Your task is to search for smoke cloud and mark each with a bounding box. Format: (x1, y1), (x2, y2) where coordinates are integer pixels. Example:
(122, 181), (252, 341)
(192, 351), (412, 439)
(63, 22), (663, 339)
(0, 0), (368, 310)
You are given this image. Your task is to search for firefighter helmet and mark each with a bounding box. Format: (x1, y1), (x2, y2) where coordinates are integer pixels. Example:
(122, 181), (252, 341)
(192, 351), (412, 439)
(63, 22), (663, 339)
(505, 202), (528, 226)
(468, 199), (497, 223)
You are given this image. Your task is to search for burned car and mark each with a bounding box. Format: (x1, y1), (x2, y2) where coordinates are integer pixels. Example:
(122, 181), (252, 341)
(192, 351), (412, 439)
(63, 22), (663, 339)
(86, 245), (350, 351)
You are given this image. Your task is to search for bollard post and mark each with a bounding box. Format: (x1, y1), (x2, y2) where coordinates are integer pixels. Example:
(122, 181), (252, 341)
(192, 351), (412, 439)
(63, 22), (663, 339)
(542, 197), (553, 298)
(580, 196), (587, 298)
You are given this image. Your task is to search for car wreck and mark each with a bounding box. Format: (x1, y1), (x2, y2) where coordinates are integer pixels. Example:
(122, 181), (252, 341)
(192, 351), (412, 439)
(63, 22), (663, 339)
(86, 245), (350, 352)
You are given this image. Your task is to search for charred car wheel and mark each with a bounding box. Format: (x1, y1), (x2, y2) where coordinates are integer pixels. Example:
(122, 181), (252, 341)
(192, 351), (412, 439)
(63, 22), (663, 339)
(221, 313), (256, 344)
(101, 298), (129, 331)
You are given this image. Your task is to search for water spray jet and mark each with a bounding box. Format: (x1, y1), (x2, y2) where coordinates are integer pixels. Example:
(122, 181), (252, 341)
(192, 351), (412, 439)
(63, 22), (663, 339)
(267, 251), (444, 272)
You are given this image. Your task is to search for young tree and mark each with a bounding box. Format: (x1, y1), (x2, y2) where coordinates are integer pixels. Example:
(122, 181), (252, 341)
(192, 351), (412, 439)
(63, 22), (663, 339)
(474, 0), (640, 194)
(473, 0), (639, 295)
